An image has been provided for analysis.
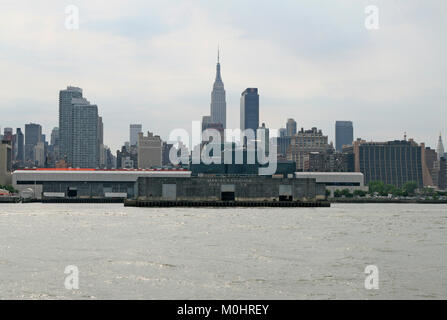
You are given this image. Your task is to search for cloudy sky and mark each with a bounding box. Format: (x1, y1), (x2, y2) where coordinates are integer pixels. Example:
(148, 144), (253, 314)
(0, 0), (446, 152)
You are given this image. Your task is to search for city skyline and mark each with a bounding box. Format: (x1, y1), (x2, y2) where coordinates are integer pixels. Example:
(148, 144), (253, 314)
(2, 1), (447, 304)
(1, 1), (446, 152)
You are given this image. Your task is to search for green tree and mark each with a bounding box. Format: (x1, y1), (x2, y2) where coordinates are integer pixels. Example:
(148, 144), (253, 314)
(341, 189), (353, 198)
(402, 181), (418, 196)
(353, 190), (367, 197)
(383, 184), (398, 196)
(0, 185), (17, 194)
(368, 181), (385, 195)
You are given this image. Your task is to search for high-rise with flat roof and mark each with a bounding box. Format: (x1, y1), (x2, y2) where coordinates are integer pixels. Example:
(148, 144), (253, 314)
(24, 123), (42, 164)
(130, 124), (142, 146)
(98, 117), (105, 168)
(59, 86), (100, 168)
(286, 119), (297, 137)
(59, 86), (82, 163)
(240, 88), (260, 148)
(335, 121), (353, 152)
(240, 88), (259, 133)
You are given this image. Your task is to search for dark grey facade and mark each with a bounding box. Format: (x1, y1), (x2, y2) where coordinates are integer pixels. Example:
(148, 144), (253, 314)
(439, 157), (446, 190)
(59, 86), (82, 163)
(335, 121), (353, 152)
(137, 176), (326, 202)
(355, 140), (424, 188)
(72, 104), (99, 168)
(24, 123), (42, 164)
(277, 136), (291, 158)
(59, 86), (99, 168)
(16, 128), (24, 164)
(240, 88), (259, 134)
(162, 142), (174, 166)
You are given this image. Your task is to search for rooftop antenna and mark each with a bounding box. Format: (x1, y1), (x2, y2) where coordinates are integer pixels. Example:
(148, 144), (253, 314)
(404, 132), (407, 141)
(217, 44), (220, 64)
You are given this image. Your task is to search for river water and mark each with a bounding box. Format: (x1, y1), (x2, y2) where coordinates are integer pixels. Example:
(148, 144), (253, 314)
(0, 203), (446, 299)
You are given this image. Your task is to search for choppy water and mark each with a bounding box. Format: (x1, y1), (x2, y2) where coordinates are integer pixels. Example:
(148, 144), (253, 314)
(0, 203), (446, 299)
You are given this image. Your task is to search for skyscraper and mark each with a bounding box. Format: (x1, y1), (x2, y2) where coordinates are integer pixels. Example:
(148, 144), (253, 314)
(437, 133), (445, 161)
(240, 88), (259, 133)
(278, 128), (287, 138)
(59, 86), (100, 168)
(3, 128), (14, 161)
(34, 141), (45, 167)
(50, 127), (59, 147)
(276, 127), (290, 159)
(335, 121), (354, 152)
(210, 49), (226, 129)
(98, 117), (105, 168)
(130, 124), (142, 146)
(24, 123), (42, 164)
(59, 86), (82, 163)
(286, 118), (297, 137)
(16, 128), (24, 164)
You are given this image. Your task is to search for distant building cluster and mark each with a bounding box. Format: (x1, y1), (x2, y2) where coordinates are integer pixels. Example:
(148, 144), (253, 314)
(0, 87), (116, 174)
(1, 52), (446, 193)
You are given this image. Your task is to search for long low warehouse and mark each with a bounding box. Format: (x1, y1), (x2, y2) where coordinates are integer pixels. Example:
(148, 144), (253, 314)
(294, 172), (368, 196)
(12, 169), (355, 201)
(12, 169), (191, 199)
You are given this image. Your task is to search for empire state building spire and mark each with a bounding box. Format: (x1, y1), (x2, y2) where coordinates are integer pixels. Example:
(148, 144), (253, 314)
(210, 47), (226, 128)
(437, 132), (445, 161)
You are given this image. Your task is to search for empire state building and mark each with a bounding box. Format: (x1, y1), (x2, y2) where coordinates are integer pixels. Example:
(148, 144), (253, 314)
(210, 49), (227, 129)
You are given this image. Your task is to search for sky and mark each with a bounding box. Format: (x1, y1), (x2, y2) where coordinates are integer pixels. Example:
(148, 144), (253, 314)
(0, 0), (446, 152)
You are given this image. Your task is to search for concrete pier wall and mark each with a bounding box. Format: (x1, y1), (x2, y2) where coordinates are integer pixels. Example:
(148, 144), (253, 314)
(137, 176), (326, 202)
